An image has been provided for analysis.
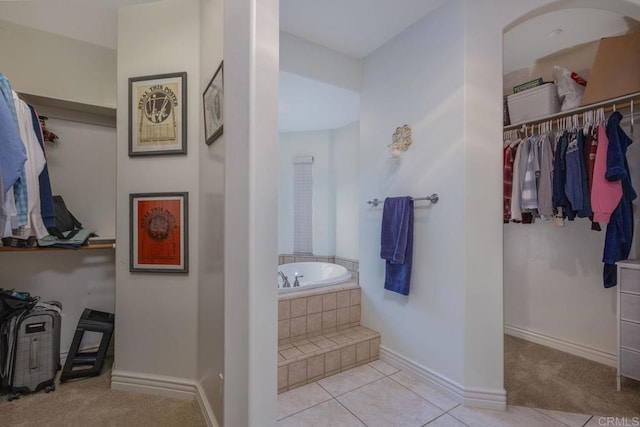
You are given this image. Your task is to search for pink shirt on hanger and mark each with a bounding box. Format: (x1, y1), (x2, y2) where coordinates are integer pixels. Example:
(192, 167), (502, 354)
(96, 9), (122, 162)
(591, 122), (622, 223)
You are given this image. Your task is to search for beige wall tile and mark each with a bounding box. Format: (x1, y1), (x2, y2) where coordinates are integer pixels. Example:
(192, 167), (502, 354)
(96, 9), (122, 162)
(281, 347), (304, 360)
(340, 344), (356, 368)
(325, 350), (340, 373)
(288, 360), (307, 386)
(356, 341), (370, 364)
(329, 334), (349, 345)
(290, 316), (307, 338)
(350, 305), (361, 324)
(290, 297), (307, 317)
(370, 337), (380, 359)
(278, 300), (291, 321)
(307, 355), (324, 379)
(278, 365), (288, 390)
(336, 307), (350, 327)
(322, 310), (337, 330)
(307, 313), (322, 335)
(284, 256), (294, 264)
(315, 339), (335, 349)
(297, 343), (321, 355)
(279, 319), (290, 340)
(322, 293), (337, 311)
(336, 291), (350, 308)
(350, 289), (361, 305)
(307, 295), (323, 314)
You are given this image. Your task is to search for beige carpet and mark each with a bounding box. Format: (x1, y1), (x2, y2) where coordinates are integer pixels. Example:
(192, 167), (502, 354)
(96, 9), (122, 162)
(505, 335), (640, 417)
(0, 360), (206, 427)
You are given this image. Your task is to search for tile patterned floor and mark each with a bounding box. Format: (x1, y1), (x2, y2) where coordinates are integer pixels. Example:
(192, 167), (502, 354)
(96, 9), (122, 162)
(277, 360), (600, 426)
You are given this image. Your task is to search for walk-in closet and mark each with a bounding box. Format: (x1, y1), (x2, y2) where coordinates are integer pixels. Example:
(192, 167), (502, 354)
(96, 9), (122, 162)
(502, 7), (640, 416)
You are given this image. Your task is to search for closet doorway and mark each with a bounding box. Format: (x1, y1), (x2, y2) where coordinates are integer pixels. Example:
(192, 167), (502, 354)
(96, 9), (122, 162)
(502, 3), (640, 416)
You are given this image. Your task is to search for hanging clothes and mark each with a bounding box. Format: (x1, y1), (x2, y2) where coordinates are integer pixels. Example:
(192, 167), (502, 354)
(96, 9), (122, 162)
(29, 105), (56, 229)
(602, 111), (637, 288)
(503, 144), (514, 222)
(537, 134), (554, 219)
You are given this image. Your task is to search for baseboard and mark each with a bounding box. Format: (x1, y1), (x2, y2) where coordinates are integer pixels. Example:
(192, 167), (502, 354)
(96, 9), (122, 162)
(110, 370), (219, 427)
(379, 346), (507, 410)
(504, 324), (617, 368)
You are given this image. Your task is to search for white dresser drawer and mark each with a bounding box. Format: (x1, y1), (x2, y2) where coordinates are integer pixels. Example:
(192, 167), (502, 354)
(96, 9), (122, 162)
(621, 321), (640, 352)
(621, 293), (640, 323)
(620, 268), (640, 294)
(621, 348), (640, 381)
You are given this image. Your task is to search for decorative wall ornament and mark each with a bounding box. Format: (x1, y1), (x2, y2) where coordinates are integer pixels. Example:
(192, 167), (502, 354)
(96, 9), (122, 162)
(389, 124), (412, 157)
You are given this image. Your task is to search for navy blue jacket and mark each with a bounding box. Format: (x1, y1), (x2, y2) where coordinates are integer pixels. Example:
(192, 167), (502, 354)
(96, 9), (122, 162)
(602, 111), (637, 288)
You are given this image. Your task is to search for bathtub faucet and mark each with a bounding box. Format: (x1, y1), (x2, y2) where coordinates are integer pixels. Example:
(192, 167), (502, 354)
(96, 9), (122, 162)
(293, 274), (304, 287)
(278, 271), (291, 288)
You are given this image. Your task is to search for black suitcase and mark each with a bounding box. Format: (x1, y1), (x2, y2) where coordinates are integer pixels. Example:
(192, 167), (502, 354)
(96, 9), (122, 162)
(7, 301), (62, 400)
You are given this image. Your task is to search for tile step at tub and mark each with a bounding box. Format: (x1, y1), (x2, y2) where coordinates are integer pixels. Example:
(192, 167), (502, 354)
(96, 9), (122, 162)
(277, 326), (381, 393)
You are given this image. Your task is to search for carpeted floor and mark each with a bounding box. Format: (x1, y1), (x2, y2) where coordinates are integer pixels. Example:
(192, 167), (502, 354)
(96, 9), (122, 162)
(0, 360), (206, 427)
(505, 335), (640, 417)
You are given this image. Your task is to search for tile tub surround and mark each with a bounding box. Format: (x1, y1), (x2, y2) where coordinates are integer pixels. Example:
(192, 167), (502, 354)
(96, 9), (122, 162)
(277, 282), (378, 393)
(278, 283), (361, 342)
(278, 326), (381, 393)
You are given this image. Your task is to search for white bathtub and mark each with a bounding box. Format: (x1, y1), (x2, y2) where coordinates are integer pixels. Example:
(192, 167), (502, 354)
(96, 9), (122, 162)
(278, 262), (351, 293)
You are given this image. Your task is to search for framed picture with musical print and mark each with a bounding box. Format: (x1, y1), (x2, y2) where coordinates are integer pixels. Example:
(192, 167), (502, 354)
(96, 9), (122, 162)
(129, 72), (187, 156)
(130, 192), (188, 273)
(203, 61), (224, 145)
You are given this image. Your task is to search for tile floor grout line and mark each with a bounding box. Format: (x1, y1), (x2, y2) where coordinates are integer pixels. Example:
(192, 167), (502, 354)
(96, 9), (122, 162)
(445, 410), (471, 427)
(420, 411), (464, 427)
(581, 415), (594, 427)
(334, 394), (369, 426)
(322, 368), (387, 398)
(276, 394), (335, 423)
(531, 406), (593, 427)
(385, 371), (455, 413)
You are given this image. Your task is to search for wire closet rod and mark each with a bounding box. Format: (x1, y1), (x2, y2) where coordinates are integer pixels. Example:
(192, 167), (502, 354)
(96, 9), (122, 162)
(504, 91), (640, 131)
(367, 194), (439, 207)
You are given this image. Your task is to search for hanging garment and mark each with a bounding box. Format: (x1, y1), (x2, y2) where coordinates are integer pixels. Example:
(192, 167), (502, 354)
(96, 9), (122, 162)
(591, 123), (622, 223)
(503, 145), (514, 222)
(12, 91), (48, 239)
(584, 127), (601, 231)
(522, 135), (540, 211)
(564, 133), (584, 213)
(553, 132), (575, 223)
(510, 140), (524, 222)
(537, 134), (554, 219)
(0, 94), (26, 194)
(602, 111), (637, 288)
(29, 105), (55, 229)
(0, 74), (28, 227)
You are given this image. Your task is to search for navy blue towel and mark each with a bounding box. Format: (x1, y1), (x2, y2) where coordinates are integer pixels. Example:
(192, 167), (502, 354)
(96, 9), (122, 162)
(380, 197), (414, 295)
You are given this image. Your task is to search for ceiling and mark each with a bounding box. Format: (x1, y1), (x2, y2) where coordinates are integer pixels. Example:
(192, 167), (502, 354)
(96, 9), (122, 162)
(0, 2), (635, 132)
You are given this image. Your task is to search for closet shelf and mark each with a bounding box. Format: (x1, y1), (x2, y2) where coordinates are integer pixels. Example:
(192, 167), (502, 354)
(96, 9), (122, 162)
(504, 91), (640, 130)
(0, 238), (116, 252)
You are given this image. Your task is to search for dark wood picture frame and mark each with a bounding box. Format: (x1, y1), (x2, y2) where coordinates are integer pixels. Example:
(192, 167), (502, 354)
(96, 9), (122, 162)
(130, 192), (189, 273)
(129, 72), (187, 156)
(203, 61), (224, 145)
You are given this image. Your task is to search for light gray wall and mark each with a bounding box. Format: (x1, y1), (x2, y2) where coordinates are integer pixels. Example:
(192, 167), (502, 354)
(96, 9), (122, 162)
(334, 121), (360, 260)
(359, 0), (467, 388)
(115, 0), (201, 380)
(0, 20), (116, 108)
(198, 0), (225, 422)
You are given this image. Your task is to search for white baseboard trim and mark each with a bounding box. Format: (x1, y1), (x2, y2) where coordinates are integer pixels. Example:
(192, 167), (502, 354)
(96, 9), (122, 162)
(379, 346), (507, 410)
(111, 370), (219, 427)
(504, 325), (617, 368)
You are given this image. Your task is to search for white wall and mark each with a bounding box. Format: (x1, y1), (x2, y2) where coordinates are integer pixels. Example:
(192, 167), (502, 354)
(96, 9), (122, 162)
(462, 0), (640, 396)
(278, 130), (335, 256)
(280, 31), (362, 92)
(360, 0), (467, 392)
(198, 0), (224, 423)
(224, 0), (278, 424)
(115, 0), (201, 380)
(334, 121), (359, 260)
(0, 20), (116, 108)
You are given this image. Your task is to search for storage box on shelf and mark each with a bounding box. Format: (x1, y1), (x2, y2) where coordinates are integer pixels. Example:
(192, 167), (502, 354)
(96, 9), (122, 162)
(507, 82), (560, 125)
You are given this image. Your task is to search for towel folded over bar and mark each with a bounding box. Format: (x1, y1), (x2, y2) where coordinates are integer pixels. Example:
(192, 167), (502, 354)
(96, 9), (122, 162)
(380, 197), (414, 295)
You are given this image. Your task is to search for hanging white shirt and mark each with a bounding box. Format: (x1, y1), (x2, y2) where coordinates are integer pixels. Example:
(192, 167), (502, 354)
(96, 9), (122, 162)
(12, 91), (48, 239)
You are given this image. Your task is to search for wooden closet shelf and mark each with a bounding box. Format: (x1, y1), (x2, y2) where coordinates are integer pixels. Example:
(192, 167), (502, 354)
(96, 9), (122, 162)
(0, 239), (116, 252)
